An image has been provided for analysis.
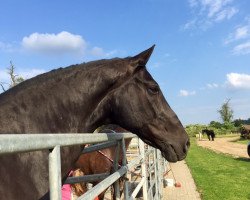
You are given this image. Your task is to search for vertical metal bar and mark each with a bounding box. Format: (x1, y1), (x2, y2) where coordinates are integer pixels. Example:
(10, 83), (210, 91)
(49, 145), (62, 200)
(150, 146), (153, 199)
(139, 138), (148, 200)
(113, 139), (121, 200)
(154, 149), (159, 200)
(160, 150), (164, 199)
(156, 149), (159, 200)
(157, 150), (161, 199)
(121, 137), (129, 199)
(148, 146), (152, 199)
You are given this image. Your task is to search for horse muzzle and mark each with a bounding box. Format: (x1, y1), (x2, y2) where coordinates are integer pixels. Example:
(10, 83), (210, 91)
(160, 138), (190, 162)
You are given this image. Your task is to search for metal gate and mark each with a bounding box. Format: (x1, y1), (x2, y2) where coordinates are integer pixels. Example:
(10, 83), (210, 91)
(0, 133), (168, 200)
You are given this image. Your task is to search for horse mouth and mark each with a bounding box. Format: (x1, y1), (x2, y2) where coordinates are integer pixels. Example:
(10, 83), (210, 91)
(140, 138), (187, 162)
(161, 144), (180, 162)
(159, 141), (188, 162)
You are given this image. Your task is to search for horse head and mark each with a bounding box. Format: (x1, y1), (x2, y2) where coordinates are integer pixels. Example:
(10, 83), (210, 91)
(0, 45), (189, 199)
(87, 46), (189, 162)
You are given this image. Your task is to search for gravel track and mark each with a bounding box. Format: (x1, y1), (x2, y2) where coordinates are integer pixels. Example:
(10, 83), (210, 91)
(197, 136), (249, 158)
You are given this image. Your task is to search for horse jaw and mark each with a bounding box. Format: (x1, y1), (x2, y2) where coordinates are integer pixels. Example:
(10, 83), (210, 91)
(140, 122), (190, 162)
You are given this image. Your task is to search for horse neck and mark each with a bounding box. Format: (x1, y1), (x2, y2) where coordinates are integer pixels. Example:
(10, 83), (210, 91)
(0, 61), (131, 133)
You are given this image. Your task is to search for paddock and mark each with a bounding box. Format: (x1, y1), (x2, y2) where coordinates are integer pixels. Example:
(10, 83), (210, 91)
(0, 133), (169, 200)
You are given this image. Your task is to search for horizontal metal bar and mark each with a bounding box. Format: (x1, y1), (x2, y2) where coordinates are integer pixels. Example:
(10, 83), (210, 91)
(81, 140), (118, 154)
(64, 173), (110, 184)
(127, 154), (143, 170)
(0, 133), (135, 155)
(78, 166), (128, 200)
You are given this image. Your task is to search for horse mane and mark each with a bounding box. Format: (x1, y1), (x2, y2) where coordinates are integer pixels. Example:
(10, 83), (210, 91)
(0, 58), (125, 100)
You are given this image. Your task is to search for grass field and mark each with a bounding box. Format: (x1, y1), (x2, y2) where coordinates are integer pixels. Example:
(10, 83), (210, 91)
(231, 138), (250, 145)
(215, 133), (240, 138)
(215, 134), (249, 144)
(185, 138), (250, 200)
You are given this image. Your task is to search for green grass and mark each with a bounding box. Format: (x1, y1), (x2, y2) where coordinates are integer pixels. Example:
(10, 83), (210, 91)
(231, 138), (250, 145)
(235, 140), (250, 145)
(215, 134), (249, 144)
(185, 138), (250, 200)
(215, 133), (240, 138)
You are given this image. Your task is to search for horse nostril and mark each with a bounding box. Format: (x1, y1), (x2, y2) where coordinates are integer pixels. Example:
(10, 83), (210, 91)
(187, 139), (190, 148)
(184, 138), (190, 154)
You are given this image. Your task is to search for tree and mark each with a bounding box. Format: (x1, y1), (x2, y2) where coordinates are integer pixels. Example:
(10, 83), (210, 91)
(234, 119), (242, 127)
(209, 120), (222, 129)
(0, 61), (24, 92)
(218, 99), (233, 124)
(234, 118), (250, 127)
(8, 61), (24, 88)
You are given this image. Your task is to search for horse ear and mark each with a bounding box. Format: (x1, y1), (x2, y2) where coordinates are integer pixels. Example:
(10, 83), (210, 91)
(131, 45), (155, 67)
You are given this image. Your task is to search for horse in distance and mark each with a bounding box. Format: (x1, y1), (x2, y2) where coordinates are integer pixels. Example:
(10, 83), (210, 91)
(202, 129), (215, 141)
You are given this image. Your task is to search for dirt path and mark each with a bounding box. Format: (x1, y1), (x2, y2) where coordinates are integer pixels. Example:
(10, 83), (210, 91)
(197, 136), (249, 158)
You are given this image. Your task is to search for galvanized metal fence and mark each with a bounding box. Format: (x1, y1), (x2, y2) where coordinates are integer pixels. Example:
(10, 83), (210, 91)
(0, 133), (168, 200)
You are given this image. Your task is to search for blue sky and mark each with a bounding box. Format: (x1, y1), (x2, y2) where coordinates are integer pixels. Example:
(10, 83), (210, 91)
(0, 0), (250, 125)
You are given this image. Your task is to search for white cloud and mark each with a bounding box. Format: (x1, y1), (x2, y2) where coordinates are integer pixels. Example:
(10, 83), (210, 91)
(183, 19), (197, 30)
(232, 41), (250, 55)
(18, 69), (46, 79)
(184, 0), (238, 30)
(22, 31), (87, 55)
(0, 41), (16, 52)
(0, 69), (10, 83)
(203, 0), (234, 18)
(224, 18), (250, 54)
(0, 68), (46, 85)
(2, 31), (117, 59)
(90, 47), (105, 57)
(1, 67), (46, 92)
(215, 7), (238, 22)
(90, 47), (117, 58)
(226, 73), (250, 89)
(235, 26), (249, 40)
(151, 62), (162, 68)
(224, 19), (250, 44)
(179, 89), (196, 97)
(188, 0), (198, 8)
(231, 98), (250, 119)
(206, 83), (219, 89)
(164, 53), (170, 57)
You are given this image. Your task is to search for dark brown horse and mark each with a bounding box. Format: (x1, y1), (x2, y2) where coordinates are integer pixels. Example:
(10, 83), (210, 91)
(72, 124), (131, 199)
(202, 129), (215, 141)
(0, 45), (189, 199)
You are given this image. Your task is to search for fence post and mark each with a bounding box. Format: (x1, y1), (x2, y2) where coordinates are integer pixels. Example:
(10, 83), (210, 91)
(139, 138), (148, 200)
(153, 149), (159, 199)
(121, 137), (129, 199)
(49, 145), (62, 200)
(157, 150), (163, 199)
(113, 140), (121, 200)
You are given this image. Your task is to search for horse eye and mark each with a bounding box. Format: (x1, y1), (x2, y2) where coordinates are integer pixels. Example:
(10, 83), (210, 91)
(148, 86), (159, 94)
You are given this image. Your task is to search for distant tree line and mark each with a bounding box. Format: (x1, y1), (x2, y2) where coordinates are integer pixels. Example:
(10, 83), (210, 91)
(233, 118), (250, 126)
(186, 99), (249, 137)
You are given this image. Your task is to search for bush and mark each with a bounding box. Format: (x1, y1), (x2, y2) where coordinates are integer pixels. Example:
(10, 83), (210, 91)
(185, 123), (240, 138)
(209, 121), (223, 129)
(185, 124), (206, 137)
